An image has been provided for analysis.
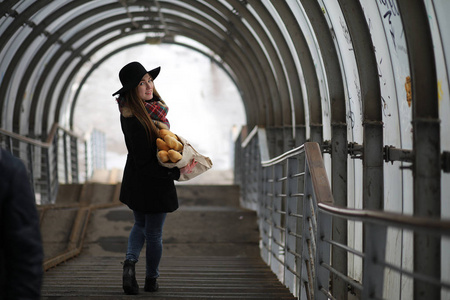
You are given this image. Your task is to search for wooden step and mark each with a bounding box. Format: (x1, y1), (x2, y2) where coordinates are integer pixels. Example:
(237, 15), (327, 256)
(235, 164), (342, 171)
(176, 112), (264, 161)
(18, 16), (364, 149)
(41, 256), (296, 299)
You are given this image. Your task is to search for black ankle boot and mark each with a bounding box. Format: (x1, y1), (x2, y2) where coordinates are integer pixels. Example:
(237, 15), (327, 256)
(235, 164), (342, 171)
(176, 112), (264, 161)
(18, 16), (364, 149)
(122, 260), (139, 295)
(144, 277), (159, 292)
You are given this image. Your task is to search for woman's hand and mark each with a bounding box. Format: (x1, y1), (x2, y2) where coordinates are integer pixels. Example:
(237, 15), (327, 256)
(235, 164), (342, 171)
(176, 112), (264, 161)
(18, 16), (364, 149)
(180, 159), (198, 174)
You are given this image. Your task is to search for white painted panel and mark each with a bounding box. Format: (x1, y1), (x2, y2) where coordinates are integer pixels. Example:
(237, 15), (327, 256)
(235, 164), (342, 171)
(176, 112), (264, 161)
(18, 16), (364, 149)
(425, 1), (450, 299)
(360, 0), (408, 297)
(287, 0), (332, 142)
(319, 0), (364, 282)
(262, 0), (309, 136)
(372, 1), (414, 298)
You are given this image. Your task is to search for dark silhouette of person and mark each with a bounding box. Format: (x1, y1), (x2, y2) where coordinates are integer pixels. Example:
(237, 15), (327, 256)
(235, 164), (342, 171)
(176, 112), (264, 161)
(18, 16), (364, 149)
(0, 148), (43, 299)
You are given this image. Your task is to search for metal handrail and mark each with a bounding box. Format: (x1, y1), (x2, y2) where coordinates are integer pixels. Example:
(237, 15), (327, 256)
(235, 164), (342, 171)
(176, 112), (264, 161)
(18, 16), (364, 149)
(261, 139), (450, 234)
(0, 128), (50, 148)
(319, 203), (450, 236)
(0, 124), (105, 204)
(235, 126), (450, 299)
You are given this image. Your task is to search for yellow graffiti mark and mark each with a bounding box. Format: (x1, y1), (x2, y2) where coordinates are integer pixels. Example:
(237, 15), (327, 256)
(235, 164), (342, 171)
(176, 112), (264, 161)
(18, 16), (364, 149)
(405, 76), (412, 107)
(438, 80), (443, 102)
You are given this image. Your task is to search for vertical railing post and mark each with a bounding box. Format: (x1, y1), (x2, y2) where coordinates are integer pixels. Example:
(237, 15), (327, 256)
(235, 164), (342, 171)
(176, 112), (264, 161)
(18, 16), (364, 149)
(251, 136), (260, 208)
(296, 153), (306, 298)
(362, 223), (386, 299)
(331, 123), (348, 299)
(267, 165), (275, 268)
(6, 136), (12, 152)
(50, 131), (59, 203)
(70, 135), (79, 183)
(260, 166), (271, 264)
(315, 209), (332, 300)
(271, 163), (284, 279)
(44, 147), (52, 204)
(285, 156), (300, 296)
(26, 144), (35, 189)
(301, 161), (314, 300)
(63, 131), (69, 183)
(84, 140), (89, 181)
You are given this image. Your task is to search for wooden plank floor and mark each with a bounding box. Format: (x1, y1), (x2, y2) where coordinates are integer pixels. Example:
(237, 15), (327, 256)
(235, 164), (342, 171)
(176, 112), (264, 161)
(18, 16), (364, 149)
(40, 185), (296, 299)
(41, 256), (296, 299)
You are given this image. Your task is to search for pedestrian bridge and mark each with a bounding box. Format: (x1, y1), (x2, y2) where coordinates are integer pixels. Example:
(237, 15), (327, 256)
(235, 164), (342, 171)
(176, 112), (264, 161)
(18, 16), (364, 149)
(1, 1), (450, 299)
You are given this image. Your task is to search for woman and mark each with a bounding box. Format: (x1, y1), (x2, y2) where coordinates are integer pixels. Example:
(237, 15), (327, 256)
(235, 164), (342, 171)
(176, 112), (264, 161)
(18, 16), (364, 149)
(112, 61), (188, 295)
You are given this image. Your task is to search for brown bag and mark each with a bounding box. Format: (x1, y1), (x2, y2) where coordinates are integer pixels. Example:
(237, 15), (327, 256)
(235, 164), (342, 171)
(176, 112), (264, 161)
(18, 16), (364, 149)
(157, 135), (213, 181)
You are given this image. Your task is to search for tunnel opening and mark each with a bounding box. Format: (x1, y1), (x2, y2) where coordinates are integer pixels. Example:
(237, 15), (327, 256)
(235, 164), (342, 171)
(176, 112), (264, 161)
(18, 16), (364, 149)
(72, 42), (246, 183)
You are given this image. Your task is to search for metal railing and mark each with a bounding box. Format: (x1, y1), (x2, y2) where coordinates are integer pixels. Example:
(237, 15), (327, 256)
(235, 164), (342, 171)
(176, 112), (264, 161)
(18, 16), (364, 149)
(0, 124), (106, 204)
(235, 126), (450, 299)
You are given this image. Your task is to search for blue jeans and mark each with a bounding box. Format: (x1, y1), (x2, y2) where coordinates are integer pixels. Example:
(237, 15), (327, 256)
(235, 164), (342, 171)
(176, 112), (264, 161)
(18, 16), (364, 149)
(126, 211), (167, 278)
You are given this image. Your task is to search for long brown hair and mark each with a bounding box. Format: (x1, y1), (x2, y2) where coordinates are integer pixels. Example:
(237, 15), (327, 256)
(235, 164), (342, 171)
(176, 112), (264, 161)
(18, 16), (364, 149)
(122, 86), (160, 141)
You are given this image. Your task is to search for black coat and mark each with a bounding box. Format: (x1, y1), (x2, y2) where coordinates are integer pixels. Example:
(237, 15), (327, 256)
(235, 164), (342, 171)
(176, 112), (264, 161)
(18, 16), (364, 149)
(0, 149), (43, 299)
(119, 112), (180, 213)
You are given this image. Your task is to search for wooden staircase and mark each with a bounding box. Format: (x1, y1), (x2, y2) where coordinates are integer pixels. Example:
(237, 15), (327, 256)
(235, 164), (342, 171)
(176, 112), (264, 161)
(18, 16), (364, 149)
(40, 185), (296, 299)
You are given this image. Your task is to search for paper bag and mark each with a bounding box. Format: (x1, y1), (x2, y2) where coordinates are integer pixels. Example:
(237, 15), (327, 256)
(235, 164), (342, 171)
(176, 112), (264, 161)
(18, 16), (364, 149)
(157, 135), (213, 181)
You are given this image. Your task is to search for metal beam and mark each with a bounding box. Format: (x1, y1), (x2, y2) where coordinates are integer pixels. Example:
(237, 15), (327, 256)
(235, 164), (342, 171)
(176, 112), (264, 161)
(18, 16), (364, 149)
(299, 1), (349, 298)
(396, 1), (441, 299)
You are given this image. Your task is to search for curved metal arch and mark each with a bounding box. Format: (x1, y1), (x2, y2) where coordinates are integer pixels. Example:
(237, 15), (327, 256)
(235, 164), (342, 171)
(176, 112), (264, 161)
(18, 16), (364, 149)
(20, 5), (129, 134)
(335, 2), (384, 297)
(180, 0), (280, 127)
(250, 1), (305, 129)
(0, 1), (49, 55)
(206, 0), (282, 127)
(2, 1), (118, 131)
(0, 0), (89, 130)
(230, 0), (291, 127)
(396, 1), (440, 297)
(1, 1), (340, 137)
(68, 40), (249, 128)
(10, 2), (127, 134)
(55, 26), (255, 129)
(114, 0), (279, 128)
(48, 14), (266, 132)
(17, 8), (254, 134)
(270, 1), (322, 143)
(337, 0), (383, 213)
(45, 21), (246, 134)
(49, 17), (267, 134)
(338, 1), (382, 123)
(298, 2), (349, 297)
(155, 1), (270, 126)
(2, 0), (283, 133)
(299, 1), (347, 125)
(16, 1), (273, 134)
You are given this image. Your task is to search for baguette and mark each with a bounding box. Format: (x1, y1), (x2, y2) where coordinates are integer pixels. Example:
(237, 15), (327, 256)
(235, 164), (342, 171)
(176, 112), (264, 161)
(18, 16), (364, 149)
(159, 129), (177, 140)
(157, 150), (170, 163)
(168, 149), (182, 163)
(156, 138), (170, 151)
(164, 135), (183, 151)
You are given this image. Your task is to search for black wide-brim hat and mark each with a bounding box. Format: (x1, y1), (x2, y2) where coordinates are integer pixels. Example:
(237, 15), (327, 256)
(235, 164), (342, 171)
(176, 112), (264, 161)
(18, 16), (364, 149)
(112, 61), (160, 96)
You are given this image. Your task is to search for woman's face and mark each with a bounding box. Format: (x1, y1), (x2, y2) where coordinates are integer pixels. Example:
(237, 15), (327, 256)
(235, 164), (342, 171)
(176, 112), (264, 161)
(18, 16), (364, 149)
(137, 73), (154, 101)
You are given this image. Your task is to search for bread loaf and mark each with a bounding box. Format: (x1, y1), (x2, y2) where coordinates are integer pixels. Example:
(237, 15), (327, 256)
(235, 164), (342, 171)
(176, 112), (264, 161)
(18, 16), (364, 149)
(156, 138), (170, 151)
(157, 150), (170, 162)
(164, 135), (183, 151)
(168, 149), (182, 163)
(159, 129), (177, 140)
